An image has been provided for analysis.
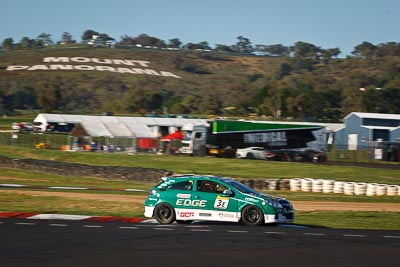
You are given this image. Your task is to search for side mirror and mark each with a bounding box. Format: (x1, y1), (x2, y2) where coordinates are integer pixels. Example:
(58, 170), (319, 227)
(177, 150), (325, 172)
(222, 189), (234, 196)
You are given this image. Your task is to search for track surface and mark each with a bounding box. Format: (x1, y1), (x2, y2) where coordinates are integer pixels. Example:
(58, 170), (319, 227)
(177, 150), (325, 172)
(1, 218), (399, 267)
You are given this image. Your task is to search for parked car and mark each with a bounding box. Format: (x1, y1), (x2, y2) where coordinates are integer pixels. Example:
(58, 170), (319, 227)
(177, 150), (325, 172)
(11, 122), (35, 132)
(144, 174), (294, 226)
(236, 147), (269, 159)
(267, 148), (327, 162)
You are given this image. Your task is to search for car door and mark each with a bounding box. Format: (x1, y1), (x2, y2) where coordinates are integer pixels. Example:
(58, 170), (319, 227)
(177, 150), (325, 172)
(192, 179), (240, 222)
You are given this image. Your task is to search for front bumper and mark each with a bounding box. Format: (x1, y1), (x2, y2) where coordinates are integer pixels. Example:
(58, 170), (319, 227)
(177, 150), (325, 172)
(144, 206), (155, 218)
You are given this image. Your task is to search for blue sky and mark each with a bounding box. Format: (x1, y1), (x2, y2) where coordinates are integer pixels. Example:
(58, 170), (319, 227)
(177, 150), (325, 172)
(1, 0), (400, 56)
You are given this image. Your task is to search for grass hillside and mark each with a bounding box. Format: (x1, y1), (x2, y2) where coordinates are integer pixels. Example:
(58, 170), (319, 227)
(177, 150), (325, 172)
(1, 44), (400, 120)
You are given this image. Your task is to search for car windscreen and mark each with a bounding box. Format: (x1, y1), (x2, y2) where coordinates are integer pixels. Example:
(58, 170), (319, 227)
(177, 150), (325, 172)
(224, 180), (260, 195)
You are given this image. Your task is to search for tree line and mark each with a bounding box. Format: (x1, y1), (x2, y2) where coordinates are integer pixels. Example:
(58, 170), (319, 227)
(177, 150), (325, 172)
(3, 29), (400, 59)
(1, 30), (400, 122)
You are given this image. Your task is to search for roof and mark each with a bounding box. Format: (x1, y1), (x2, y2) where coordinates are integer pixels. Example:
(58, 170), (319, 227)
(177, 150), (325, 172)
(344, 112), (400, 121)
(34, 113), (207, 138)
(362, 125), (400, 131)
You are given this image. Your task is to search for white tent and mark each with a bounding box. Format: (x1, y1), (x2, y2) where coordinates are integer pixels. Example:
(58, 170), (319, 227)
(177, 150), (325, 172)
(34, 113), (207, 138)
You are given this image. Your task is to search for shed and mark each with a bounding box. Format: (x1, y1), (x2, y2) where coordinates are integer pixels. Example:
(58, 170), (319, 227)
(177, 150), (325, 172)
(334, 112), (400, 150)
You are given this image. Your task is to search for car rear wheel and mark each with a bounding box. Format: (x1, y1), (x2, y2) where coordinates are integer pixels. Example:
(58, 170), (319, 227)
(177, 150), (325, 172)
(154, 203), (176, 224)
(241, 205), (264, 226)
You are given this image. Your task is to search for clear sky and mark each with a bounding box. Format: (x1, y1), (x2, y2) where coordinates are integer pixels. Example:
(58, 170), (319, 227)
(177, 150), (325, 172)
(1, 0), (400, 56)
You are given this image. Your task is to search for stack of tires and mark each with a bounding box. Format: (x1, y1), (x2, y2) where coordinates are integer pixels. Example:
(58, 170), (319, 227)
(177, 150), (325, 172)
(354, 182), (367, 195)
(289, 178), (302, 192)
(333, 181), (344, 194)
(285, 177), (399, 197)
(343, 182), (355, 195)
(387, 185), (399, 196)
(300, 178), (313, 192)
(311, 179), (324, 193)
(322, 180), (335, 193)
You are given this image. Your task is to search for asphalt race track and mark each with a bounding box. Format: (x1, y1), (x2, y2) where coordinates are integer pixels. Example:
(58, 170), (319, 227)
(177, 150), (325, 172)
(0, 219), (399, 267)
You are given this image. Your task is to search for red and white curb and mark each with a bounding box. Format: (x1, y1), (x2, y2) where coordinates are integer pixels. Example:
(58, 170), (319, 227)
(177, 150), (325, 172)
(0, 211), (146, 223)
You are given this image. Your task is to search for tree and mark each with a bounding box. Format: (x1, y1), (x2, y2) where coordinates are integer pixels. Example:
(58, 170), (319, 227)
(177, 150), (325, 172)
(184, 41), (211, 50)
(214, 44), (236, 53)
(352, 41), (377, 58)
(2, 38), (14, 51)
(320, 48), (341, 62)
(259, 44), (291, 57)
(119, 35), (137, 45)
(168, 38), (182, 49)
(34, 82), (61, 113)
(234, 36), (253, 54)
(134, 33), (165, 47)
(19, 36), (37, 49)
(293, 41), (320, 59)
(60, 32), (75, 44)
(37, 33), (53, 46)
(82, 29), (99, 42)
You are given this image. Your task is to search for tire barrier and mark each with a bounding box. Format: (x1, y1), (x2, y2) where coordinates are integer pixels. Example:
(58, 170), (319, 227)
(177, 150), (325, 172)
(284, 178), (399, 197)
(301, 178), (313, 192)
(333, 181), (344, 194)
(266, 179), (279, 190)
(322, 180), (335, 193)
(278, 179), (290, 191)
(366, 183), (377, 196)
(354, 182), (367, 196)
(311, 179), (324, 193)
(289, 178), (301, 192)
(376, 184), (387, 196)
(386, 185), (399, 196)
(343, 182), (355, 195)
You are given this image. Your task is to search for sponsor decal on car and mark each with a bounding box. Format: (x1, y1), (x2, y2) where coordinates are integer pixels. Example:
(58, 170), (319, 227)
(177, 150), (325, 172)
(176, 199), (207, 207)
(176, 193), (191, 199)
(218, 212), (235, 218)
(245, 197), (259, 203)
(199, 213), (212, 217)
(179, 211), (195, 218)
(214, 196), (230, 209)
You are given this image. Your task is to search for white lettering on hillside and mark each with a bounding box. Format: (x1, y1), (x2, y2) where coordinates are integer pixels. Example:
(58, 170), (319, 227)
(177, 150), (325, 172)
(43, 57), (150, 67)
(6, 57), (181, 79)
(6, 65), (181, 78)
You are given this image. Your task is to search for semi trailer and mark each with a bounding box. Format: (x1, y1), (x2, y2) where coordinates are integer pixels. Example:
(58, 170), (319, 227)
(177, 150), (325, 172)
(179, 120), (326, 157)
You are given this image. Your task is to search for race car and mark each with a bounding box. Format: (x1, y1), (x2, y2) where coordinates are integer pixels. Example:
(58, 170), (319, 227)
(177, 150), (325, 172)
(144, 174), (294, 226)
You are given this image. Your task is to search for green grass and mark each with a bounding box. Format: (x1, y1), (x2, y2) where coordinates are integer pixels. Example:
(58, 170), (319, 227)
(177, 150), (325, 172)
(0, 190), (398, 229)
(295, 211), (400, 230)
(0, 145), (399, 230)
(0, 191), (144, 217)
(0, 145), (399, 184)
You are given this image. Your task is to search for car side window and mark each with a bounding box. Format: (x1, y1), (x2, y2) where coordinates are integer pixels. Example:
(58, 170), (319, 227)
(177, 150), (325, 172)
(197, 180), (227, 194)
(166, 181), (193, 191)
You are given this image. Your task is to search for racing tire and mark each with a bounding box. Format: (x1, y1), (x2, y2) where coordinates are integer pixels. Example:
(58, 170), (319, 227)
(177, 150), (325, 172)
(241, 205), (264, 226)
(176, 220), (193, 225)
(154, 203), (176, 224)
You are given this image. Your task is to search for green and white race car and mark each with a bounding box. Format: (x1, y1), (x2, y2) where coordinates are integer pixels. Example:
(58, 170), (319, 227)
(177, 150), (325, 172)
(144, 174), (294, 226)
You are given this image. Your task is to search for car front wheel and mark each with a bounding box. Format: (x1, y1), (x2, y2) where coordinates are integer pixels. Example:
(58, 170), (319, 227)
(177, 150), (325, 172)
(154, 203), (176, 224)
(241, 205), (264, 226)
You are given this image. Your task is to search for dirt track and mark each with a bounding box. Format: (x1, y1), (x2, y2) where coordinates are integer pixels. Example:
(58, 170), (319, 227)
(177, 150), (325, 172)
(2, 189), (400, 212)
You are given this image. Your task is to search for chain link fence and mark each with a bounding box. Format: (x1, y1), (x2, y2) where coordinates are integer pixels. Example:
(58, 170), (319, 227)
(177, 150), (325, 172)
(1, 131), (399, 162)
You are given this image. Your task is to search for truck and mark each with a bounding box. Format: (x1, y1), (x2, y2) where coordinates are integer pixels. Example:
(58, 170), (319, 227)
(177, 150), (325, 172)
(179, 120), (327, 157)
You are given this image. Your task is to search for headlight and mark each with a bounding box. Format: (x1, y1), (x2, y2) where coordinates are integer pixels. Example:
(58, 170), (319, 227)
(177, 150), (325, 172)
(266, 199), (282, 209)
(148, 189), (157, 196)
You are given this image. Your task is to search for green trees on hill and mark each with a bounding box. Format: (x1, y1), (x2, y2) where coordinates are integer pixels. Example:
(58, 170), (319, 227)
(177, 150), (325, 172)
(1, 30), (400, 121)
